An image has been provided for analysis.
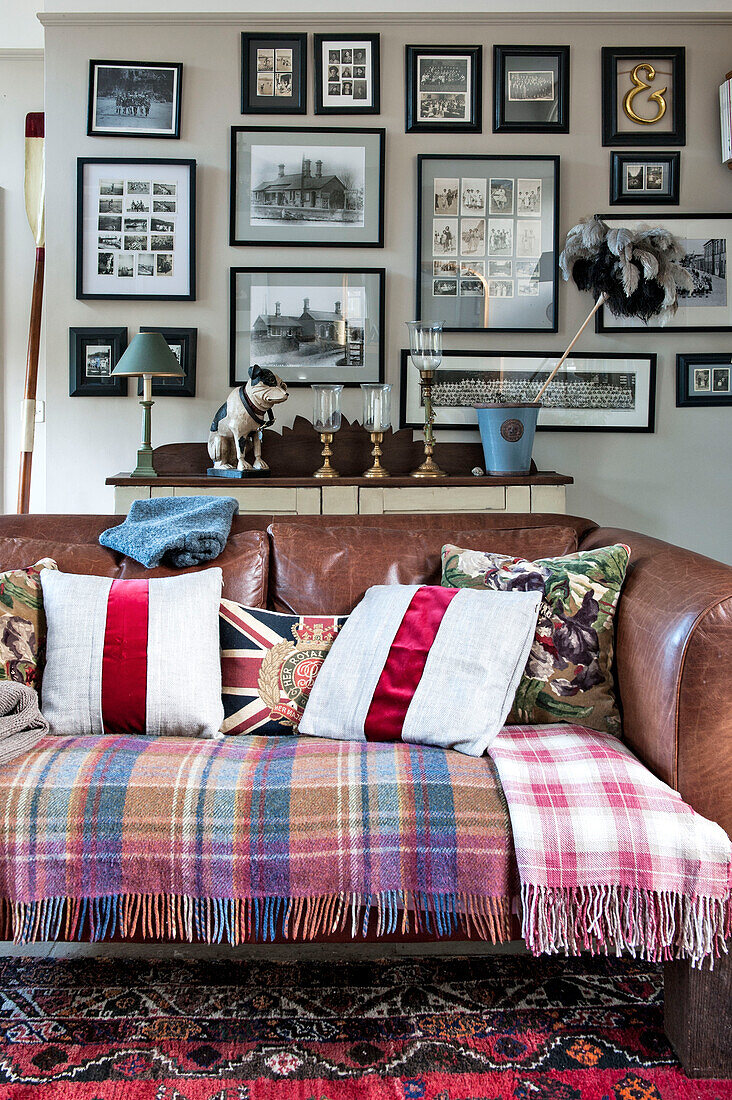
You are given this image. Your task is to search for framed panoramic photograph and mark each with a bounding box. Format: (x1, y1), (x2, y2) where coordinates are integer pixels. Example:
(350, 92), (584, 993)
(601, 47), (685, 146)
(417, 154), (559, 332)
(405, 46), (482, 133)
(87, 60), (182, 138)
(400, 349), (656, 433)
(76, 157), (196, 300)
(676, 353), (732, 407)
(69, 327), (128, 396)
(609, 150), (680, 205)
(313, 33), (380, 114)
(137, 327), (197, 397)
(596, 214), (731, 333)
(241, 32), (307, 114)
(493, 45), (569, 134)
(230, 126), (385, 247)
(230, 267), (384, 386)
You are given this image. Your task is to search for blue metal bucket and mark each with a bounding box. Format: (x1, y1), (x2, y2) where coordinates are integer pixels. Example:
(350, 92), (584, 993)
(475, 403), (540, 475)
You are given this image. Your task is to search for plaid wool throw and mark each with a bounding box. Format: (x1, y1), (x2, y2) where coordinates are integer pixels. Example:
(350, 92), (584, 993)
(489, 725), (732, 968)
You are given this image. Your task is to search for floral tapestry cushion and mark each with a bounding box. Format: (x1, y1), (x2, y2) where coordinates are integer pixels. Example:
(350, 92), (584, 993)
(220, 602), (347, 735)
(441, 543), (631, 735)
(0, 559), (57, 688)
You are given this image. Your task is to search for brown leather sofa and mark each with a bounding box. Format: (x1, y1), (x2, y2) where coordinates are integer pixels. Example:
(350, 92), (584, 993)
(0, 510), (730, 1076)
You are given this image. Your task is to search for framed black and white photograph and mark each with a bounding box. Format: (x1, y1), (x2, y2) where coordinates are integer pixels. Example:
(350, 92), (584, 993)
(610, 150), (680, 205)
(400, 349), (656, 432)
(417, 154), (559, 332)
(314, 34), (380, 114)
(677, 353), (732, 407)
(69, 327), (128, 396)
(405, 46), (482, 133)
(601, 47), (685, 146)
(137, 327), (197, 397)
(230, 267), (384, 386)
(493, 45), (569, 133)
(241, 33), (307, 114)
(230, 126), (384, 247)
(87, 60), (182, 138)
(77, 158), (196, 300)
(596, 214), (731, 333)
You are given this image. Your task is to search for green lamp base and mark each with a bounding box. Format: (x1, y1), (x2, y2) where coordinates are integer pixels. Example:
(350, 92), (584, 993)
(130, 446), (157, 478)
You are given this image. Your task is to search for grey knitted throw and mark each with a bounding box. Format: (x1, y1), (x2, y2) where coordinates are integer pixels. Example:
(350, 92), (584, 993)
(0, 683), (48, 766)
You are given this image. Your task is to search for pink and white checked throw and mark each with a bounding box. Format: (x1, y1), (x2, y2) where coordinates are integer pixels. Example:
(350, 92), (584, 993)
(489, 725), (732, 968)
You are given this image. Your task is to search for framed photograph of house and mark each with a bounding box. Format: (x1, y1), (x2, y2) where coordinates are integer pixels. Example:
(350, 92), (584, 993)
(399, 349), (656, 433)
(76, 157), (196, 300)
(137, 327), (197, 397)
(69, 327), (128, 396)
(241, 33), (307, 114)
(609, 151), (680, 205)
(493, 45), (569, 133)
(230, 126), (385, 247)
(677, 353), (732, 407)
(87, 60), (182, 138)
(601, 47), (685, 146)
(596, 214), (732, 333)
(417, 154), (559, 332)
(405, 46), (482, 133)
(230, 267), (384, 386)
(314, 33), (380, 114)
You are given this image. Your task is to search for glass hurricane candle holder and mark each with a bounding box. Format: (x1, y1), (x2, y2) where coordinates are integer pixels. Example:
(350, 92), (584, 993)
(312, 384), (343, 479)
(360, 383), (391, 478)
(406, 320), (446, 478)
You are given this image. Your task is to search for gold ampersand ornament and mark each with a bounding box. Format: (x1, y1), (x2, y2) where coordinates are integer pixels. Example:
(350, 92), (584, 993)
(623, 63), (667, 125)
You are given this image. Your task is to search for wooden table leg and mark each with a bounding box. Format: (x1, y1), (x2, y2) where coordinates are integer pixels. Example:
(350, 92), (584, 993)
(664, 949), (732, 1078)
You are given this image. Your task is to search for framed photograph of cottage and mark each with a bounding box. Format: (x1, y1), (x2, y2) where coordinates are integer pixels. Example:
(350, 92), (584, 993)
(241, 33), (307, 114)
(69, 327), (128, 396)
(87, 60), (182, 138)
(405, 46), (482, 133)
(76, 157), (196, 300)
(601, 47), (685, 146)
(417, 154), (559, 332)
(677, 353), (732, 407)
(596, 214), (732, 333)
(137, 327), (197, 397)
(230, 267), (384, 386)
(314, 33), (380, 114)
(399, 349), (656, 433)
(609, 151), (680, 205)
(230, 126), (385, 247)
(493, 45), (569, 133)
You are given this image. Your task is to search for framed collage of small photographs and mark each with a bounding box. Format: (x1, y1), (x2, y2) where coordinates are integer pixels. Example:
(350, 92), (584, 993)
(241, 33), (307, 114)
(405, 46), (482, 133)
(609, 151), (680, 205)
(676, 353), (732, 407)
(314, 34), (380, 114)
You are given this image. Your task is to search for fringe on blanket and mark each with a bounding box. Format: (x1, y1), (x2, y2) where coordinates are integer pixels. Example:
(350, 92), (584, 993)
(520, 883), (732, 970)
(0, 890), (511, 947)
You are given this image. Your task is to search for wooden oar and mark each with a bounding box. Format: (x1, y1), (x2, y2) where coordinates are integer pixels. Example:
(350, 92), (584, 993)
(17, 112), (45, 514)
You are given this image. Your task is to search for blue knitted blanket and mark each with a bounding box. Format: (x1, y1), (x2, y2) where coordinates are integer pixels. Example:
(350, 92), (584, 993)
(99, 495), (239, 568)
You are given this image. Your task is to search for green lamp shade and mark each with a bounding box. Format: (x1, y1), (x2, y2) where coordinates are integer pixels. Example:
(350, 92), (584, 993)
(111, 331), (184, 378)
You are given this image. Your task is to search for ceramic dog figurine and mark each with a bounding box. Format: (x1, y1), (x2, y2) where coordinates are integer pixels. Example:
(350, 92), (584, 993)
(208, 365), (289, 474)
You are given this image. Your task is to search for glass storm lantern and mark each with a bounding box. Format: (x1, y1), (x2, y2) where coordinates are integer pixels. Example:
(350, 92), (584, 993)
(405, 320), (446, 478)
(311, 384), (343, 478)
(360, 383), (391, 478)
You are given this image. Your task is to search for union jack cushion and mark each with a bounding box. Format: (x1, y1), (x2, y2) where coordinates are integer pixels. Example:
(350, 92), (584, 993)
(219, 602), (347, 736)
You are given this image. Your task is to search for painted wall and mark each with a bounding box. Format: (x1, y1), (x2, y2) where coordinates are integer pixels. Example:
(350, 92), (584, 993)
(40, 13), (732, 562)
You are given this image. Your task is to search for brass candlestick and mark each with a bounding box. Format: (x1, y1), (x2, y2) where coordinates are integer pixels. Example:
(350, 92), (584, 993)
(406, 320), (446, 479)
(363, 432), (389, 478)
(313, 432), (339, 478)
(412, 368), (445, 478)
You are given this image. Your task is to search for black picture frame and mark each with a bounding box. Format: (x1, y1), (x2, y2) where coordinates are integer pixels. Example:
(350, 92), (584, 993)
(76, 157), (196, 301)
(137, 327), (197, 397)
(87, 60), (182, 139)
(241, 33), (307, 114)
(676, 353), (732, 407)
(69, 327), (128, 396)
(493, 45), (569, 134)
(230, 266), (385, 387)
(313, 33), (380, 115)
(405, 45), (482, 134)
(230, 125), (385, 248)
(609, 150), (680, 205)
(601, 47), (685, 147)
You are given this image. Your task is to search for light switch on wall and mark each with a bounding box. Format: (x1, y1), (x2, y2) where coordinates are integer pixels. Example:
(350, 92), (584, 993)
(34, 400), (45, 423)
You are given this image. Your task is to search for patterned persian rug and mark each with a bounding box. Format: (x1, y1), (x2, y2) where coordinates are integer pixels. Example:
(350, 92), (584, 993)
(0, 953), (727, 1099)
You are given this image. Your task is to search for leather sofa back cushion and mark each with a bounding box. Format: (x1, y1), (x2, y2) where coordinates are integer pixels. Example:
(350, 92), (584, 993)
(268, 523), (579, 615)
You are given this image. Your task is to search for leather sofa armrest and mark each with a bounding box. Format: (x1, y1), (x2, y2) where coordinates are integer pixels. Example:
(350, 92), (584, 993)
(579, 528), (732, 838)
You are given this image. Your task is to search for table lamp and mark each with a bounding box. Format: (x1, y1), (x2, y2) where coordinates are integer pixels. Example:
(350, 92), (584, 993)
(111, 331), (184, 478)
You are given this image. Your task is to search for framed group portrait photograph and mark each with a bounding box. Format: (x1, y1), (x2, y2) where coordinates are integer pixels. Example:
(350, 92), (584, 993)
(314, 34), (380, 114)
(609, 150), (680, 205)
(69, 327), (128, 396)
(601, 46), (685, 146)
(87, 60), (182, 139)
(138, 327), (197, 397)
(405, 45), (482, 133)
(676, 353), (732, 407)
(241, 33), (307, 114)
(493, 45), (569, 133)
